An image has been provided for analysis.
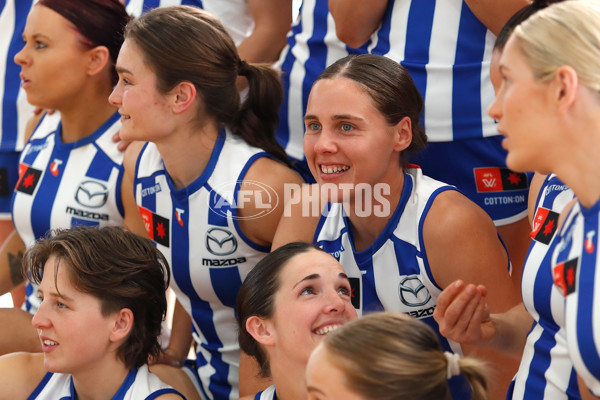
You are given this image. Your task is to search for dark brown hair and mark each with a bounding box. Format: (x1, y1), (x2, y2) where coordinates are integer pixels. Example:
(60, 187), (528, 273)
(38, 0), (130, 85)
(314, 54), (427, 160)
(124, 6), (289, 164)
(236, 242), (328, 377)
(23, 226), (170, 369)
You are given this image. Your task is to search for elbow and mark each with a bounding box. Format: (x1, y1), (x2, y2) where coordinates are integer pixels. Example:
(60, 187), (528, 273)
(335, 28), (370, 49)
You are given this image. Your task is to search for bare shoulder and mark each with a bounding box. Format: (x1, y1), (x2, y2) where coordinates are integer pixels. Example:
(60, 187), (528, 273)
(0, 352), (46, 397)
(244, 157), (304, 188)
(237, 395), (256, 400)
(425, 189), (494, 236)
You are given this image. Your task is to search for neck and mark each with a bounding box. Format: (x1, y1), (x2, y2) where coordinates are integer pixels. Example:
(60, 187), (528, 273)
(268, 354), (308, 400)
(57, 76), (117, 143)
(71, 356), (130, 400)
(347, 169), (404, 252)
(156, 120), (220, 190)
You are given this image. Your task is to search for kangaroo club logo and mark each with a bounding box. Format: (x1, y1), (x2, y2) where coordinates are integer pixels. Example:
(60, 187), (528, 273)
(398, 276), (431, 307)
(206, 227), (238, 256)
(75, 180), (109, 208)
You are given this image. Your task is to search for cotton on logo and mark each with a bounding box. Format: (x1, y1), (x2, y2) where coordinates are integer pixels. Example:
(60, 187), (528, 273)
(50, 159), (63, 177)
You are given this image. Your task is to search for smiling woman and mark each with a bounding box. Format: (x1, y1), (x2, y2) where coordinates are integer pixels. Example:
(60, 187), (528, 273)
(0, 226), (191, 399)
(236, 242), (358, 400)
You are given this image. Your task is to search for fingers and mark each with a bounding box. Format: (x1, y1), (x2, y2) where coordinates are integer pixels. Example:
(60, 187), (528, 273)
(434, 280), (487, 344)
(112, 130), (132, 152)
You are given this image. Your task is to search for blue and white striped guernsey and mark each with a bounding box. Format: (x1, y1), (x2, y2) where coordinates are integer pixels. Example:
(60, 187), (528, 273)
(275, 0), (366, 161)
(134, 130), (271, 400)
(313, 167), (472, 398)
(254, 385), (276, 400)
(368, 0), (497, 142)
(508, 174), (579, 399)
(0, 0), (36, 152)
(552, 196), (600, 396)
(124, 0), (254, 46)
(276, 0), (497, 162)
(27, 364), (184, 400)
(11, 112), (124, 314)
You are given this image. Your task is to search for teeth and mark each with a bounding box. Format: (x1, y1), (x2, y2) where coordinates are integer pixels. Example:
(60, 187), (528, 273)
(321, 165), (349, 174)
(43, 339), (58, 346)
(315, 325), (341, 335)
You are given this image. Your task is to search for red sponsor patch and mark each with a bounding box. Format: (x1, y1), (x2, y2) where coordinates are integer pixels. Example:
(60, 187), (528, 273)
(553, 258), (578, 297)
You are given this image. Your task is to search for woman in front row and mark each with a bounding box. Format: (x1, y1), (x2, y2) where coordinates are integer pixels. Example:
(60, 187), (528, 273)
(306, 311), (488, 400)
(273, 54), (521, 398)
(0, 226), (198, 399)
(236, 242), (358, 400)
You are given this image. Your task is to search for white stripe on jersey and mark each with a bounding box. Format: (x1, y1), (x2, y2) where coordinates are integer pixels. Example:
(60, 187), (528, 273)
(124, 0), (253, 46)
(511, 174), (577, 399)
(0, 0), (36, 152)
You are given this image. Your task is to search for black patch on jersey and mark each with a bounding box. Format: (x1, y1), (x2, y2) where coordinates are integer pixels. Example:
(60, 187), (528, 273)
(16, 166), (42, 195)
(349, 277), (360, 309)
(0, 168), (9, 196)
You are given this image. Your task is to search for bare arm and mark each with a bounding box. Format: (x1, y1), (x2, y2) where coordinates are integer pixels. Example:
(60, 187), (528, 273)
(527, 172), (548, 227)
(237, 158), (304, 247)
(328, 0), (388, 48)
(464, 0), (531, 35)
(237, 0), (293, 64)
(0, 230), (26, 296)
(0, 352), (46, 398)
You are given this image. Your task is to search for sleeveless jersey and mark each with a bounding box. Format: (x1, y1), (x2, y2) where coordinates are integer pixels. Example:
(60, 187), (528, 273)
(134, 130), (271, 400)
(253, 385), (276, 400)
(11, 112), (124, 313)
(508, 174), (579, 399)
(28, 364), (184, 400)
(276, 0), (496, 162)
(0, 0), (35, 152)
(551, 197), (600, 396)
(275, 0), (366, 160)
(313, 167), (472, 398)
(124, 0), (253, 46)
(369, 0), (496, 142)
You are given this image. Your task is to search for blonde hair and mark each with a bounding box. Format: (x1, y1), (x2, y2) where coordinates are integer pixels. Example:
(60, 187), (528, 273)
(321, 312), (488, 400)
(512, 0), (600, 91)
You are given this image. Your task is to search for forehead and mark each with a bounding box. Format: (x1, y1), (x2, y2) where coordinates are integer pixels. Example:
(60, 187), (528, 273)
(308, 78), (376, 111)
(25, 5), (75, 37)
(40, 255), (72, 291)
(278, 250), (343, 284)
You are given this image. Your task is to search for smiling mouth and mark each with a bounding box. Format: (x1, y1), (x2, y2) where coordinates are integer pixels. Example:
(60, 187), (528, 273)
(320, 165), (349, 175)
(314, 324), (341, 335)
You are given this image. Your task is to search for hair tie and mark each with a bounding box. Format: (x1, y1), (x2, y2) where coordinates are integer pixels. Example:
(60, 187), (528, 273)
(444, 351), (461, 379)
(238, 59), (250, 76)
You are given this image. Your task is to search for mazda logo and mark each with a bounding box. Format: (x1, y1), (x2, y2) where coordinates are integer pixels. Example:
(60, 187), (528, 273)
(398, 276), (431, 307)
(75, 180), (109, 208)
(206, 227), (237, 256)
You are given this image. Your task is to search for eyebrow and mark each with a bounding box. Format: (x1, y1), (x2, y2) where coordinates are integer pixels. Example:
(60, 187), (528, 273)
(38, 288), (74, 302)
(303, 114), (364, 122)
(293, 272), (349, 288)
(115, 66), (133, 75)
(23, 33), (51, 41)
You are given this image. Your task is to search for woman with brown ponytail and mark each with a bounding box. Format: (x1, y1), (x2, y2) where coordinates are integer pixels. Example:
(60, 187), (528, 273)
(109, 6), (303, 400)
(306, 311), (488, 400)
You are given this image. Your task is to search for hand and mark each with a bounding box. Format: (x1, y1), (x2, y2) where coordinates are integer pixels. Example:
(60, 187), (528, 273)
(434, 280), (496, 345)
(112, 130), (132, 153)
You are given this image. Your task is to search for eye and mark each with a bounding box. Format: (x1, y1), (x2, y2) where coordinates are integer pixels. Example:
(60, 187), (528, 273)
(300, 286), (316, 295)
(305, 121), (321, 132)
(57, 301), (68, 309)
(340, 123), (353, 132)
(34, 41), (47, 50)
(337, 286), (350, 297)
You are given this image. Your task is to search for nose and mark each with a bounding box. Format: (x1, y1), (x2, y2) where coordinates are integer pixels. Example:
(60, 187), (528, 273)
(31, 300), (50, 330)
(488, 94), (502, 124)
(14, 44), (28, 67)
(108, 83), (122, 107)
(311, 129), (338, 155)
(323, 289), (346, 314)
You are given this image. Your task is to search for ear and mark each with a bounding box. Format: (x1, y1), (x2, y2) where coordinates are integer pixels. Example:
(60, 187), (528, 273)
(87, 45), (111, 77)
(245, 316), (275, 347)
(554, 65), (578, 114)
(109, 308), (134, 343)
(392, 116), (413, 152)
(170, 81), (197, 114)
